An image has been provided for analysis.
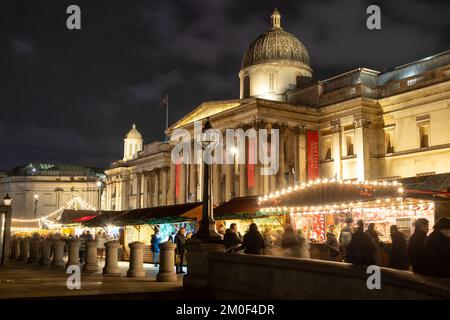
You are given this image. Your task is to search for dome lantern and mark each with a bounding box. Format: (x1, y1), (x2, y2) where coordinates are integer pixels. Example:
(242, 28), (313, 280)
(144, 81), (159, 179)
(123, 123), (143, 161)
(271, 8), (281, 29)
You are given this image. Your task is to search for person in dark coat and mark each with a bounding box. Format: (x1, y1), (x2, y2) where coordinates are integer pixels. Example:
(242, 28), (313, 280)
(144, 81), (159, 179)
(174, 227), (187, 274)
(423, 217), (450, 278)
(150, 229), (162, 267)
(366, 223), (381, 265)
(389, 225), (410, 270)
(223, 223), (243, 253)
(346, 220), (377, 266)
(242, 223), (266, 255)
(408, 218), (429, 274)
(326, 225), (340, 261)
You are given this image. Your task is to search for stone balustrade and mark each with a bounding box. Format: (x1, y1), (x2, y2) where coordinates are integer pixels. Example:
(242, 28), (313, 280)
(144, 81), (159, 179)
(103, 241), (121, 276)
(156, 241), (177, 282)
(207, 252), (450, 299)
(52, 240), (66, 268)
(83, 240), (98, 272)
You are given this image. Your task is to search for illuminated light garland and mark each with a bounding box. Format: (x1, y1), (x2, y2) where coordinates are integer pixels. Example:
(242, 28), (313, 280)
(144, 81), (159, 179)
(11, 196), (97, 224)
(260, 201), (434, 217)
(258, 179), (404, 204)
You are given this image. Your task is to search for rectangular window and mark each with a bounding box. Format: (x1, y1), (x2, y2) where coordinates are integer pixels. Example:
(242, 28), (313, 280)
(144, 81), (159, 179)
(385, 131), (394, 154)
(323, 140), (332, 160)
(418, 123), (430, 148)
(346, 135), (354, 156)
(268, 73), (275, 92)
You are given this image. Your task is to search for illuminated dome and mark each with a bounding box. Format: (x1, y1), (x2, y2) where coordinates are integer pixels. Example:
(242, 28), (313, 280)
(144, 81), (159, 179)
(238, 9), (313, 101)
(241, 8), (311, 70)
(125, 124), (142, 140)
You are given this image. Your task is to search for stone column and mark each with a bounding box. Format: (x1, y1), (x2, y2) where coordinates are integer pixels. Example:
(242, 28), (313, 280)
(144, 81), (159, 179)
(19, 238), (30, 262)
(189, 162), (197, 202)
(331, 119), (342, 180)
(168, 160), (176, 205)
(225, 163), (233, 202)
(103, 241), (121, 276)
(183, 239), (225, 288)
(39, 239), (52, 265)
(161, 166), (168, 205)
(277, 125), (286, 188)
(239, 162), (247, 197)
(179, 163), (186, 204)
(127, 241), (145, 278)
(83, 240), (98, 272)
(66, 239), (80, 268)
(52, 240), (66, 268)
(135, 172), (142, 209)
(354, 115), (370, 181)
(157, 241), (177, 282)
(10, 238), (20, 260)
(154, 168), (160, 206)
(212, 163), (221, 206)
(28, 238), (41, 264)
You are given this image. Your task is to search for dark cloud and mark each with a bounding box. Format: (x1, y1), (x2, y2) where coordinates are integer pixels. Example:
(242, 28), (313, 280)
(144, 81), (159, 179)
(0, 0), (449, 170)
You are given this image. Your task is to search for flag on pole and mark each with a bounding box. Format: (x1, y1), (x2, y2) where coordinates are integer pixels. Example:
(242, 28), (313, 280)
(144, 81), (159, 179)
(160, 94), (169, 139)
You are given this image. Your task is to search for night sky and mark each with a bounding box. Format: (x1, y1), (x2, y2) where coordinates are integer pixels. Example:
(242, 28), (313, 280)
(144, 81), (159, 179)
(1, 0), (449, 170)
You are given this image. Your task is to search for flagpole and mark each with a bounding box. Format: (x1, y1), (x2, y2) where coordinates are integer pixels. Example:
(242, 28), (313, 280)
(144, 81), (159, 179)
(165, 94), (169, 142)
(166, 94), (169, 132)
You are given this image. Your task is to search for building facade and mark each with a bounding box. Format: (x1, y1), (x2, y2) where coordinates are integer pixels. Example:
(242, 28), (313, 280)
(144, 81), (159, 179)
(0, 163), (105, 220)
(105, 9), (450, 211)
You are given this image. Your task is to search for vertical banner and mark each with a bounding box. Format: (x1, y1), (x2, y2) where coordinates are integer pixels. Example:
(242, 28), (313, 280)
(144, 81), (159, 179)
(175, 161), (181, 198)
(247, 138), (256, 188)
(307, 130), (319, 180)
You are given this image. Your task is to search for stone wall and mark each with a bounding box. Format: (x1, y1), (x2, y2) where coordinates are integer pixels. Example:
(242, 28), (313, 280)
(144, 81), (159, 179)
(207, 252), (450, 299)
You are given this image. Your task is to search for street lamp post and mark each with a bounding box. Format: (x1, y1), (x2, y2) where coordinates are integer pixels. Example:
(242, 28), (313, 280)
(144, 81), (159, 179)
(194, 118), (222, 242)
(1, 194), (13, 266)
(34, 194), (40, 230)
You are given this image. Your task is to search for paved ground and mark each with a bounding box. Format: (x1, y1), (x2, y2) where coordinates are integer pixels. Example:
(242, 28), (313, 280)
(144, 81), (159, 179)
(0, 261), (211, 300)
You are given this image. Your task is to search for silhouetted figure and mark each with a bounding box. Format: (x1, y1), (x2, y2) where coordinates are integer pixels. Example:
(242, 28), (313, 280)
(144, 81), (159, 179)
(174, 227), (187, 274)
(242, 223), (265, 255)
(346, 220), (377, 266)
(366, 223), (381, 265)
(408, 218), (429, 274)
(151, 229), (162, 267)
(339, 217), (353, 261)
(424, 217), (450, 278)
(389, 225), (409, 270)
(326, 225), (339, 261)
(223, 223), (243, 253)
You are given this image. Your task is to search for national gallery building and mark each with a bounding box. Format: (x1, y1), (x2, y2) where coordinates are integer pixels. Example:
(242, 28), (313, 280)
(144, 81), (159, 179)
(104, 9), (450, 212)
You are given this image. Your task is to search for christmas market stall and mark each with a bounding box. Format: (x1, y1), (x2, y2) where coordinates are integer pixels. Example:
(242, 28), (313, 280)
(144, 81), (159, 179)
(109, 202), (202, 262)
(213, 196), (287, 235)
(258, 179), (438, 264)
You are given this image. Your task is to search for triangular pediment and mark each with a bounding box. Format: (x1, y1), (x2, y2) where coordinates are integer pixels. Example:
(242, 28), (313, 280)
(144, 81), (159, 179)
(170, 98), (256, 130)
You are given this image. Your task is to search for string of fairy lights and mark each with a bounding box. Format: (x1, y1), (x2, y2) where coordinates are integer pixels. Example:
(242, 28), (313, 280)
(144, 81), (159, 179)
(258, 178), (404, 204)
(11, 196), (97, 231)
(257, 178), (435, 218)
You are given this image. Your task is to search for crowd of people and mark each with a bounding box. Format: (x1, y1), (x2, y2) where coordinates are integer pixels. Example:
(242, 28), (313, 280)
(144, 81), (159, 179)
(217, 216), (450, 278)
(336, 217), (450, 278)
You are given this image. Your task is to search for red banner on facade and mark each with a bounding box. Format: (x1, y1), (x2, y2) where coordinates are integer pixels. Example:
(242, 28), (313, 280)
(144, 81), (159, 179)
(247, 138), (256, 188)
(175, 162), (181, 198)
(307, 130), (319, 181)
